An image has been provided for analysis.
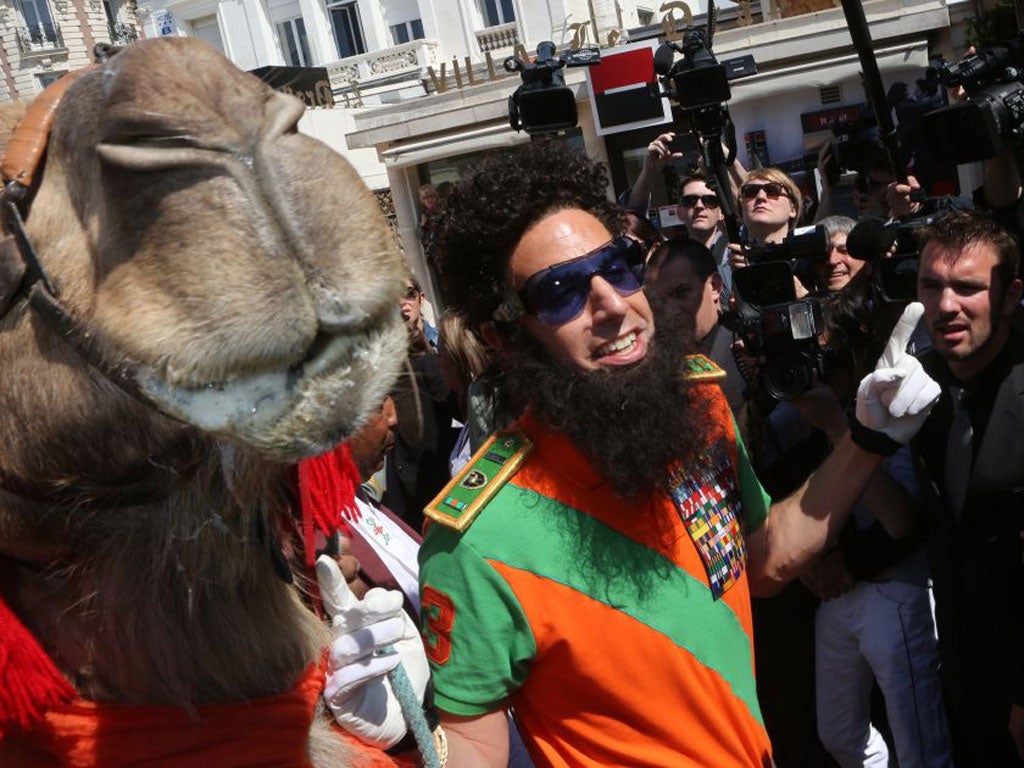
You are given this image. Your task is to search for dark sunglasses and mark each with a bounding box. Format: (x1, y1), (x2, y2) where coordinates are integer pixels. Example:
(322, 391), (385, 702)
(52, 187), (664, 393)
(518, 237), (645, 326)
(401, 285), (420, 300)
(679, 194), (720, 209)
(740, 182), (789, 200)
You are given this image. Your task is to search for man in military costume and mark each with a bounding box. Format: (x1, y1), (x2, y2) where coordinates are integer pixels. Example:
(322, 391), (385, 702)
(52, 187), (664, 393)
(419, 141), (940, 768)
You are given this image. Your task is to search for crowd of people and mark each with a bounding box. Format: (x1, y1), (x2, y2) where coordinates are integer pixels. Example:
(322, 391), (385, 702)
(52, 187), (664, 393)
(319, 126), (1024, 768)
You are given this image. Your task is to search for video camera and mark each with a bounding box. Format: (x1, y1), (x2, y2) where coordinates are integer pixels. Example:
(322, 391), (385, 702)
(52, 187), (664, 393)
(923, 31), (1024, 163)
(722, 225), (831, 400)
(845, 207), (954, 302)
(506, 42), (600, 135)
(653, 27), (756, 152)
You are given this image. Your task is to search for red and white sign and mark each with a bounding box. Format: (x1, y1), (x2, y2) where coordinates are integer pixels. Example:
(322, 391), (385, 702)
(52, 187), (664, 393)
(585, 40), (672, 137)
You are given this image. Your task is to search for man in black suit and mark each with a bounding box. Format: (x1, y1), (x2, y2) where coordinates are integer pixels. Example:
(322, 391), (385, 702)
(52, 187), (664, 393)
(913, 209), (1024, 766)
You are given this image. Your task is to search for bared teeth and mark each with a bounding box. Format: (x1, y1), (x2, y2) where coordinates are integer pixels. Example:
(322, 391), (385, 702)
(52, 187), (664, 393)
(598, 332), (636, 357)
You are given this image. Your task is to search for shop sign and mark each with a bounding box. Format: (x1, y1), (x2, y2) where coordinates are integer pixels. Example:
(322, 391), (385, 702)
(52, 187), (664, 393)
(800, 104), (865, 133)
(585, 40), (672, 136)
(250, 65), (335, 108)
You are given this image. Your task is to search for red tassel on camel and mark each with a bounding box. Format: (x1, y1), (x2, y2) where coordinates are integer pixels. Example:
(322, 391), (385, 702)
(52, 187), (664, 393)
(0, 593), (75, 738)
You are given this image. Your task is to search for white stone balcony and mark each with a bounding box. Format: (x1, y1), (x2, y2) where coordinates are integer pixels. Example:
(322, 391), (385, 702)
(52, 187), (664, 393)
(326, 38), (440, 89)
(475, 21), (517, 53)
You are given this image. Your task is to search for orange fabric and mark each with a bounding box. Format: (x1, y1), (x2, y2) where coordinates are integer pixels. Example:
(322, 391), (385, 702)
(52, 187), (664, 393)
(490, 564), (770, 768)
(512, 386), (753, 630)
(0, 665), (397, 768)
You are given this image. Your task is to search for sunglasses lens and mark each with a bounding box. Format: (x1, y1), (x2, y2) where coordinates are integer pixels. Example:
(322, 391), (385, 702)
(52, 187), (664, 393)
(681, 194), (720, 209)
(522, 238), (642, 326)
(741, 182), (786, 200)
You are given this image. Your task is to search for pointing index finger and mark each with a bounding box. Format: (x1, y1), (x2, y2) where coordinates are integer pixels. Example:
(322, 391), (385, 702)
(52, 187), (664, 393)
(317, 555), (359, 619)
(878, 302), (924, 369)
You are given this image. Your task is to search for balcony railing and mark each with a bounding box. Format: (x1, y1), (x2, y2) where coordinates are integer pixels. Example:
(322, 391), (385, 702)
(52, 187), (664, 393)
(16, 22), (64, 54)
(108, 21), (139, 45)
(326, 38), (440, 91)
(475, 21), (517, 53)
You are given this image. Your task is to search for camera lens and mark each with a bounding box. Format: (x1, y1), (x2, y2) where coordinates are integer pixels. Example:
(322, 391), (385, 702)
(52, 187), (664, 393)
(762, 354), (813, 401)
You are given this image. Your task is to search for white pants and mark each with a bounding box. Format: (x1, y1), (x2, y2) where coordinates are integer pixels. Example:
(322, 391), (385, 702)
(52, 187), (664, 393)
(815, 580), (953, 768)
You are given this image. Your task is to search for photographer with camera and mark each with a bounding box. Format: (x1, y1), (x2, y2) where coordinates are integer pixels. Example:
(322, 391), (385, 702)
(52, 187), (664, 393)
(813, 216), (871, 294)
(738, 168), (803, 246)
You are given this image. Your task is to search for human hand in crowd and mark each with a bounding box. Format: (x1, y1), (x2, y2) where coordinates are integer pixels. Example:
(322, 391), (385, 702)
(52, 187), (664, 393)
(816, 139), (835, 189)
(728, 242), (747, 270)
(317, 555), (430, 749)
(643, 132), (682, 173)
(886, 175), (922, 219)
(793, 379), (848, 444)
(800, 548), (855, 600)
(1010, 703), (1024, 761)
(855, 302), (940, 445)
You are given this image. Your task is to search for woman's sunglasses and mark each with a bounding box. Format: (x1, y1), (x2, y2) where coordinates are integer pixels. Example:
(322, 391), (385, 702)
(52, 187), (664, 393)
(518, 237), (645, 327)
(740, 182), (790, 200)
(679, 194), (720, 209)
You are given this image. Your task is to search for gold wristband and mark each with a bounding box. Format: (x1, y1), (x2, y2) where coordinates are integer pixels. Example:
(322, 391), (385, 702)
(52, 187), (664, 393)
(432, 724), (449, 767)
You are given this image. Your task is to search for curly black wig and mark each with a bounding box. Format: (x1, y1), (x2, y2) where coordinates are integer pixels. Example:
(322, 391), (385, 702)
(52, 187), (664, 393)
(438, 139), (623, 328)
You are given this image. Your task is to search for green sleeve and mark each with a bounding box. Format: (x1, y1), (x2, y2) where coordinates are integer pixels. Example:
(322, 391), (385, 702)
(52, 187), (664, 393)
(733, 418), (771, 534)
(418, 524), (537, 716)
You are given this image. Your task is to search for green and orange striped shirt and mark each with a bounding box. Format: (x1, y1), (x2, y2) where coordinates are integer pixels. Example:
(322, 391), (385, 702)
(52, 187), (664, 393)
(419, 388), (773, 767)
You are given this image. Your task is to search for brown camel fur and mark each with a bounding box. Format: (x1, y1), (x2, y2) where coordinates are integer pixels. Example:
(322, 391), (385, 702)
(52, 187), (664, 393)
(0, 37), (407, 763)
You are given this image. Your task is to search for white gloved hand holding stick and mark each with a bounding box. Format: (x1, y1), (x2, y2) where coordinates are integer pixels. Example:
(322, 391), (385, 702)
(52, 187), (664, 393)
(316, 555), (431, 752)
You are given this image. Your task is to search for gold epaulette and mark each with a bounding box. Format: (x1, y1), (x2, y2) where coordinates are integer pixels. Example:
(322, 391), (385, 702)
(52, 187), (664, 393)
(423, 430), (533, 532)
(681, 354), (726, 384)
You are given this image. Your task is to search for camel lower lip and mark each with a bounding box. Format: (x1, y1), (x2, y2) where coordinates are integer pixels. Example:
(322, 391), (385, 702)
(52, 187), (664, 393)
(137, 332), (365, 436)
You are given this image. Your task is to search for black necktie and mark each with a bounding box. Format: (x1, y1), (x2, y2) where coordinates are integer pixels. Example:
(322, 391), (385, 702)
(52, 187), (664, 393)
(944, 385), (973, 518)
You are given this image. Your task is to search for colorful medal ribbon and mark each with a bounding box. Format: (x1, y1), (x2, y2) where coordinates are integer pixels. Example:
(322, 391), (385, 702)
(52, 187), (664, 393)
(666, 438), (747, 600)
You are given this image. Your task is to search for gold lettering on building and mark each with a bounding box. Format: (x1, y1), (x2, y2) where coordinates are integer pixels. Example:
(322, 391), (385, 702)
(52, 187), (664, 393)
(427, 62), (448, 93)
(660, 1), (694, 40)
(736, 0), (754, 26)
(567, 22), (591, 48)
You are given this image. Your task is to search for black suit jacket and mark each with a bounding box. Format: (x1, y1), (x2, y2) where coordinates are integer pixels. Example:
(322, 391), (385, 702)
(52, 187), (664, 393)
(914, 329), (1024, 765)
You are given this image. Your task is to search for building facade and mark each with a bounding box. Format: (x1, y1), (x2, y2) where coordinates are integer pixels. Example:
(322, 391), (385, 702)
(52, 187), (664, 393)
(133, 0), (974, 303)
(0, 0), (142, 102)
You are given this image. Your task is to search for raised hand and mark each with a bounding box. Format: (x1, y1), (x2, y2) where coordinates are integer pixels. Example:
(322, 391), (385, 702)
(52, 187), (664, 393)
(855, 302), (940, 445)
(317, 555), (430, 749)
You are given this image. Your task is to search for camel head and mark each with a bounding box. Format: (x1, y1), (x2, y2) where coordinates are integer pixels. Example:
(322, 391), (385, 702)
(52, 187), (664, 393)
(0, 37), (406, 470)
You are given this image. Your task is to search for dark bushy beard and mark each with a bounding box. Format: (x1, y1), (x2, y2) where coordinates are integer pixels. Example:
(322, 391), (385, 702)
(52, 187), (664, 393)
(497, 316), (708, 499)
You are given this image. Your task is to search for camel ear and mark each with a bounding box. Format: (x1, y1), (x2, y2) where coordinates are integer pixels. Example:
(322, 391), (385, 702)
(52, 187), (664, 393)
(0, 236), (26, 317)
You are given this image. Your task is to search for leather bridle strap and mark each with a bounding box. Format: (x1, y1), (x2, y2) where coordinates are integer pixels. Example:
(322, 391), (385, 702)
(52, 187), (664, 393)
(0, 56), (149, 401)
(0, 66), (97, 314)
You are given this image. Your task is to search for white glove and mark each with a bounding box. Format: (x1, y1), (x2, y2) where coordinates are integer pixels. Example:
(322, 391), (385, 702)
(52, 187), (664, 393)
(855, 302), (941, 445)
(316, 555), (430, 750)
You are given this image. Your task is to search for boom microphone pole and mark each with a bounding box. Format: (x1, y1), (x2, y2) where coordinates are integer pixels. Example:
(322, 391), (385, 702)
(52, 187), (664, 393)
(838, 0), (905, 179)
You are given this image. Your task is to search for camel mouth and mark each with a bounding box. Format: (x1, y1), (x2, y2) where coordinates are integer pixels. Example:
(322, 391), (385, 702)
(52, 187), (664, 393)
(134, 317), (398, 456)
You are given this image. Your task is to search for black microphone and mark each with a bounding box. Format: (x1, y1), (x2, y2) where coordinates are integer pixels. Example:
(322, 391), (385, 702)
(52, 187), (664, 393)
(846, 217), (895, 262)
(654, 43), (676, 77)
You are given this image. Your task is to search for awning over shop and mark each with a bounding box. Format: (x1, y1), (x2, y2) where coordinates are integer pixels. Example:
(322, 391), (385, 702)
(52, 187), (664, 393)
(379, 121), (529, 169)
